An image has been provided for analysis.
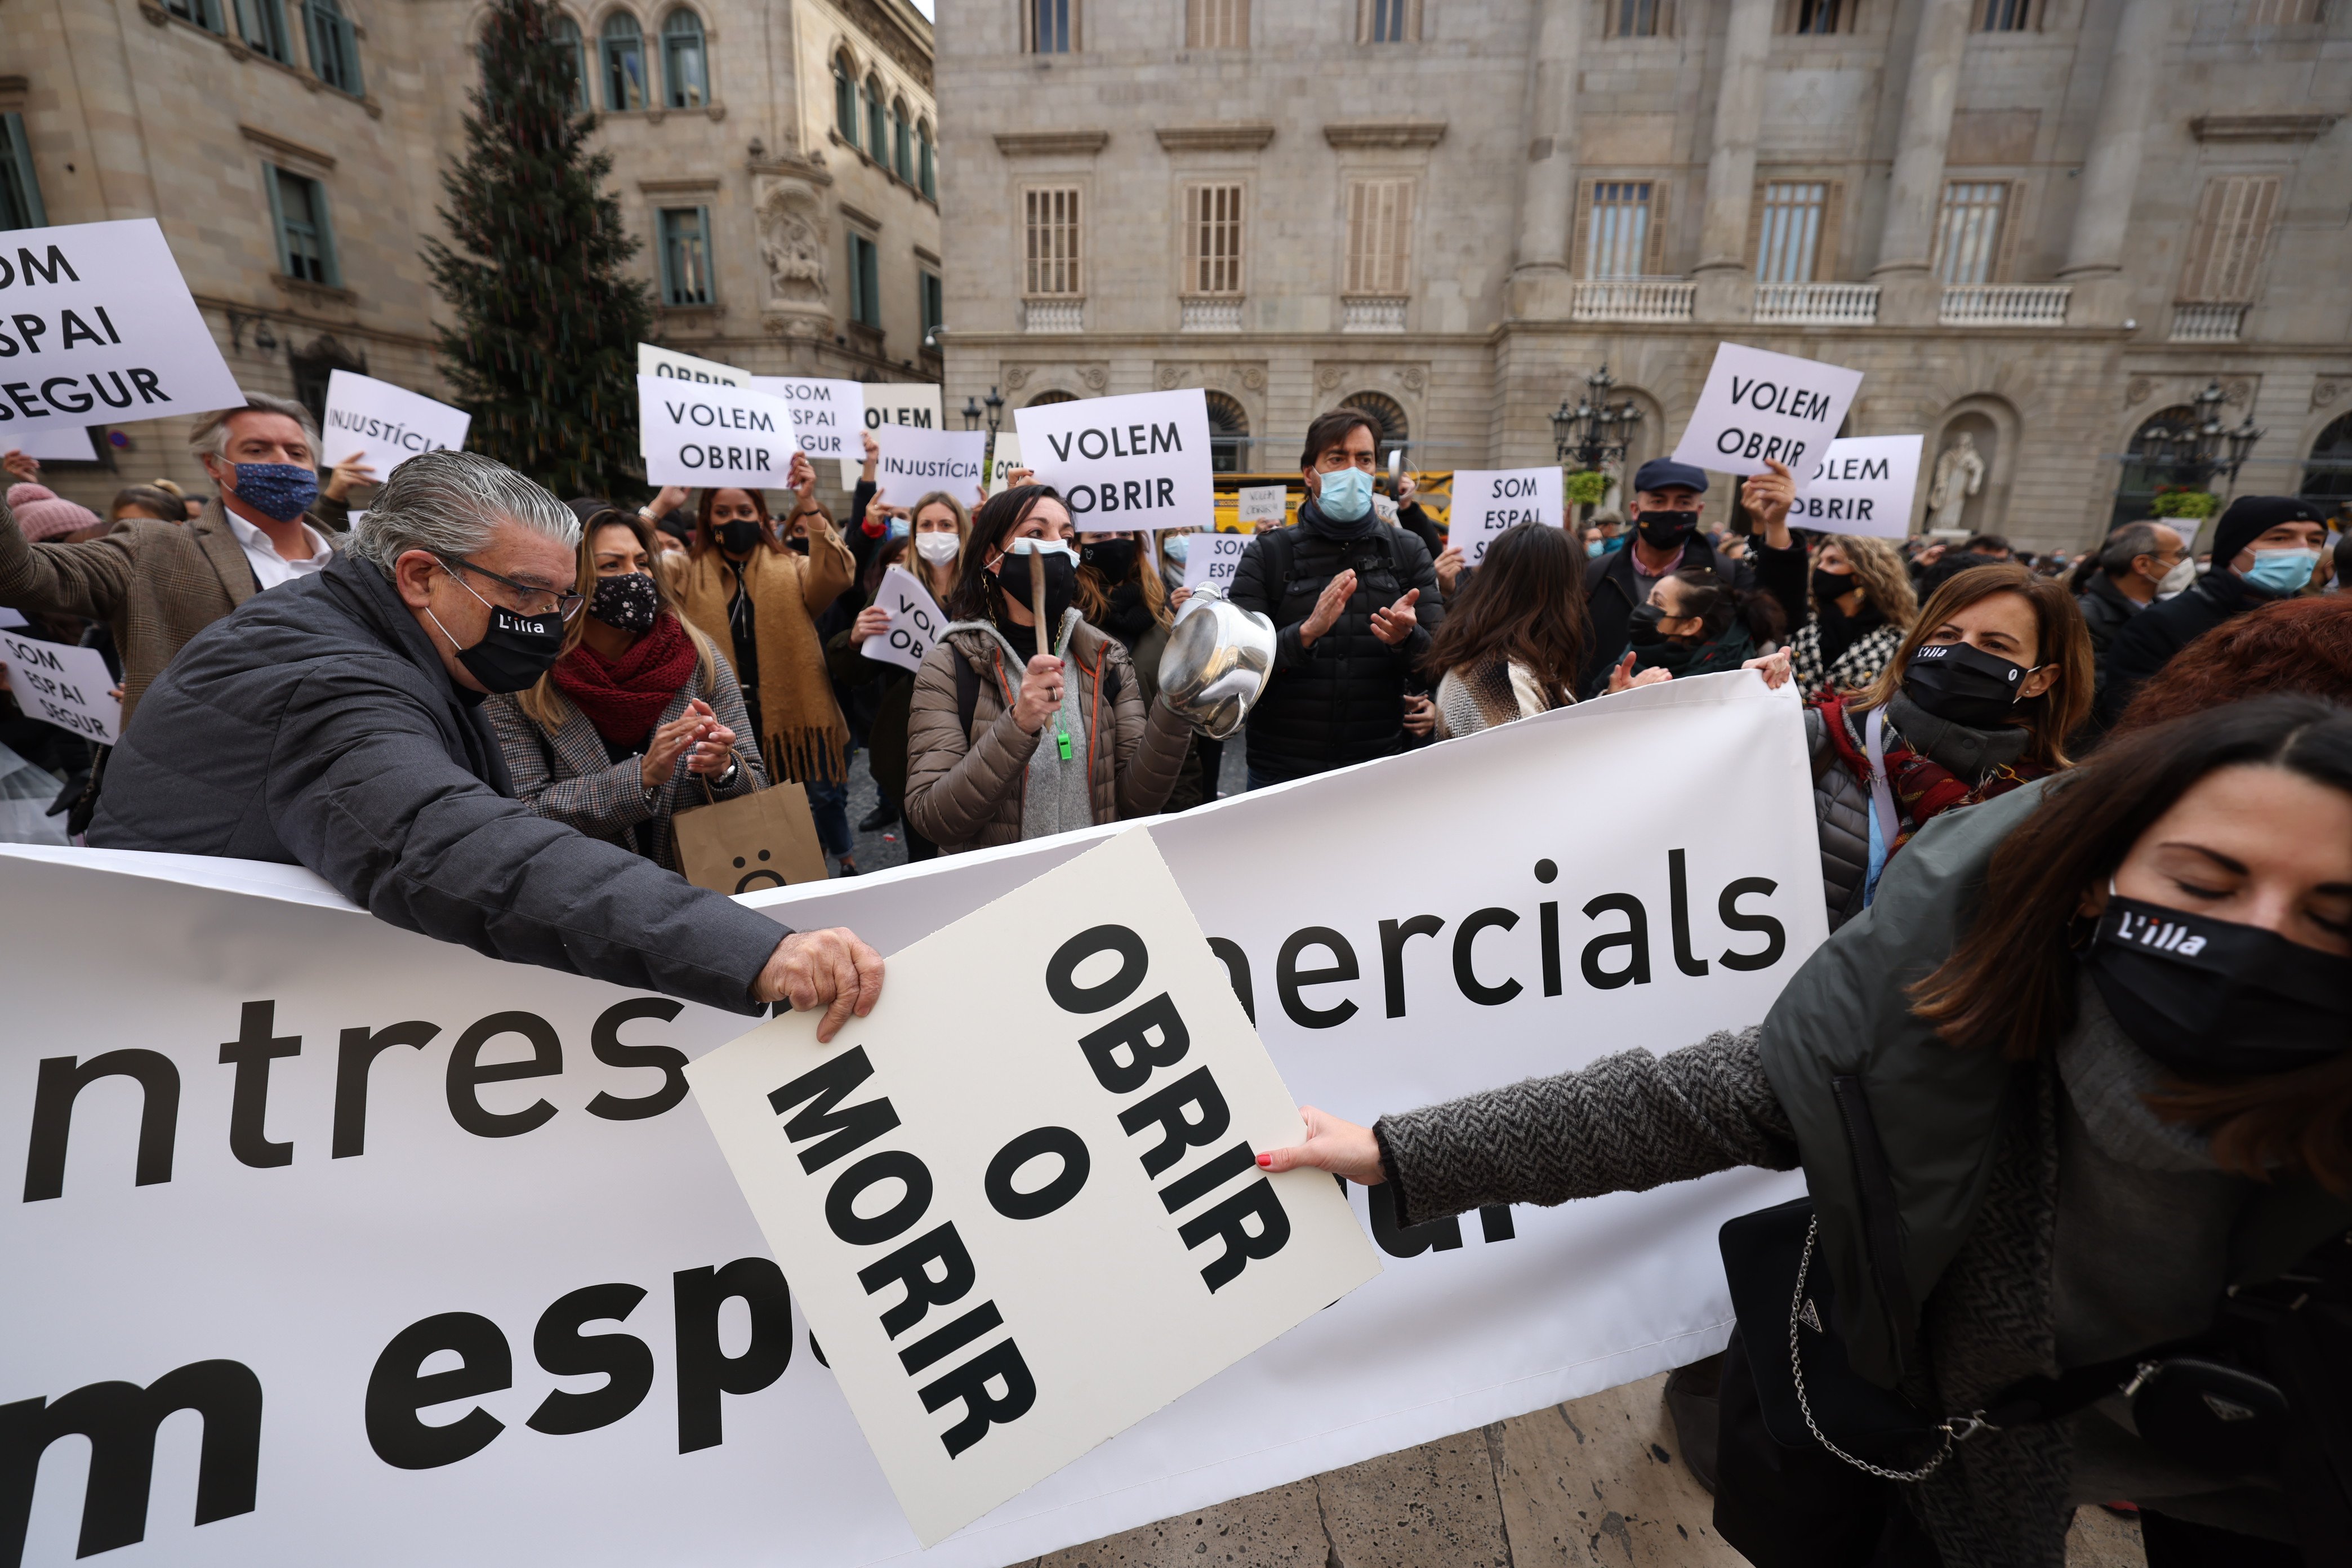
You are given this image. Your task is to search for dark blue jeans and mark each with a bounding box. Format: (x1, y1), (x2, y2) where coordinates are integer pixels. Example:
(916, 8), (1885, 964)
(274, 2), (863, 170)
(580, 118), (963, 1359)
(805, 777), (852, 859)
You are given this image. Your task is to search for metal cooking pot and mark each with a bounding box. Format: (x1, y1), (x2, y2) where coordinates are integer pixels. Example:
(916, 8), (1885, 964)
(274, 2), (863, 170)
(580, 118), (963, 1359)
(1159, 586), (1276, 740)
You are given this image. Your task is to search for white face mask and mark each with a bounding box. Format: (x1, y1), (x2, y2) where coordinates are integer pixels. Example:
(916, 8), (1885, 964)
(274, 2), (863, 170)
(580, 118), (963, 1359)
(915, 532), (959, 565)
(2154, 556), (2197, 597)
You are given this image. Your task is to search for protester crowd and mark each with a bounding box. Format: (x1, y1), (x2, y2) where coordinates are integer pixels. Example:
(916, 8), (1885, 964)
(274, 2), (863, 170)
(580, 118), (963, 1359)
(5, 386), (2350, 1566)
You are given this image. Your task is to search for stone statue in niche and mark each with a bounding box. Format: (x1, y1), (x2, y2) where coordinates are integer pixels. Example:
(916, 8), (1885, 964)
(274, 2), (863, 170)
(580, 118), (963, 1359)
(1928, 432), (1986, 533)
(755, 185), (827, 304)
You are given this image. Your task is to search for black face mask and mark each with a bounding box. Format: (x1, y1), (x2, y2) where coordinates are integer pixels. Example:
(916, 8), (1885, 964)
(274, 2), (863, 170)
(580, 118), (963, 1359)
(786, 534), (810, 556)
(1902, 640), (2030, 729)
(1637, 510), (1699, 551)
(717, 518), (764, 556)
(994, 543), (1079, 635)
(1626, 602), (1672, 648)
(458, 604), (566, 693)
(587, 571), (659, 635)
(1080, 538), (1138, 582)
(1812, 567), (1856, 609)
(2086, 894), (2352, 1078)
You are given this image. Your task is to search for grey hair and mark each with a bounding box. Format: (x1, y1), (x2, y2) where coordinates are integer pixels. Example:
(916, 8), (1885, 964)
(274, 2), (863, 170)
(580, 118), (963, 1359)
(188, 393), (321, 461)
(2099, 520), (2175, 578)
(346, 449), (581, 572)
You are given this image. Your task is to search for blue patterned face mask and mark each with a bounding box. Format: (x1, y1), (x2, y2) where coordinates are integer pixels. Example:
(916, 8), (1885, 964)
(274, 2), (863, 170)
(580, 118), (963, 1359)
(228, 462), (319, 523)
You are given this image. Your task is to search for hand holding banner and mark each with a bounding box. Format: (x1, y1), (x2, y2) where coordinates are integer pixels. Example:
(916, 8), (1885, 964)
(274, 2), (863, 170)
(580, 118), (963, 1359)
(1789, 435), (1923, 538)
(639, 376), (799, 490)
(751, 377), (866, 462)
(1447, 468), (1564, 568)
(0, 630), (121, 743)
(1015, 389), (1213, 533)
(1671, 343), (1864, 489)
(860, 564), (948, 673)
(320, 370), (470, 476)
(687, 828), (1381, 1545)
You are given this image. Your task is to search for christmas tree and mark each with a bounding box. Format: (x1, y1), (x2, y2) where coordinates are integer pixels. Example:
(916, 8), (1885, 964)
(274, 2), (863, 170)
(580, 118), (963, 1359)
(425, 0), (652, 500)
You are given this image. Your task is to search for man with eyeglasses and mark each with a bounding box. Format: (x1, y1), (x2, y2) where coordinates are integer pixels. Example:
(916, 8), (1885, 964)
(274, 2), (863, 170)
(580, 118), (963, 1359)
(91, 449), (883, 1034)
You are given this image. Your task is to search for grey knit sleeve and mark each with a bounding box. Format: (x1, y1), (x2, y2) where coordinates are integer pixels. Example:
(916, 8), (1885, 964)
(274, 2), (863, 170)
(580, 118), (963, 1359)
(1374, 1027), (1798, 1228)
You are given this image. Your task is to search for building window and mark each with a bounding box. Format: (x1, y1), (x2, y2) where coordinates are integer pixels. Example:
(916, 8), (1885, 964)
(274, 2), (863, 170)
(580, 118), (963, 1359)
(892, 100), (913, 184)
(1342, 391), (1410, 469)
(2248, 0), (2322, 21)
(1, 113), (44, 231)
(1792, 0), (1844, 32)
(1344, 178), (1414, 295)
(658, 206), (712, 305)
(1183, 184), (1245, 296)
(235, 0), (295, 63)
(832, 54), (859, 144)
(662, 8), (707, 108)
(302, 0), (364, 96)
(165, 0), (226, 32)
(549, 15), (589, 113)
(920, 269), (944, 345)
(1755, 180), (1827, 283)
(1931, 181), (2007, 284)
(1204, 391), (1250, 473)
(1024, 187), (1083, 296)
(1026, 0), (1078, 53)
(2180, 175), (2282, 302)
(1605, 0), (1666, 37)
(917, 121), (936, 200)
(1187, 0), (1249, 47)
(866, 77), (888, 161)
(1358, 0), (1419, 42)
(1584, 181), (1655, 278)
(1976, 0), (2037, 29)
(848, 232), (882, 330)
(2301, 412), (2352, 513)
(266, 166), (340, 287)
(603, 13), (647, 110)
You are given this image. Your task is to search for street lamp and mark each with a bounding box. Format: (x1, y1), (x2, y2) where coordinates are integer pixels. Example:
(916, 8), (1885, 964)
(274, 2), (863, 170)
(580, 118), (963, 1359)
(961, 396), (981, 431)
(2141, 379), (2263, 492)
(983, 385), (1004, 436)
(1550, 364), (1644, 518)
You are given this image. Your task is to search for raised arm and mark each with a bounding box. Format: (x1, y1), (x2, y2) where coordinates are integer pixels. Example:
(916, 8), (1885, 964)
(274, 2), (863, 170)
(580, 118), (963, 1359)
(0, 499), (134, 620)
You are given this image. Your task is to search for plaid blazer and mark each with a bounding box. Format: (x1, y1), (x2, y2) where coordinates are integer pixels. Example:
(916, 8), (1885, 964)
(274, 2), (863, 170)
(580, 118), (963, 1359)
(0, 496), (337, 726)
(485, 645), (767, 873)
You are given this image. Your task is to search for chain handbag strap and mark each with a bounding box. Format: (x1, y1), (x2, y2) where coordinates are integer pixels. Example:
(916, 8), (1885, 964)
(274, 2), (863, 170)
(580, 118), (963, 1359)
(1789, 1217), (1990, 1484)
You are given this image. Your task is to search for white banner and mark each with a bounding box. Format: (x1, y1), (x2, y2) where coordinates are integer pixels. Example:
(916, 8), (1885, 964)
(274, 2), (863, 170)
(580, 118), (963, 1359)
(1180, 531), (1249, 593)
(1671, 342), (1863, 490)
(1791, 435), (1923, 539)
(0, 630), (119, 743)
(638, 342), (750, 387)
(7, 427), (94, 462)
(1015, 390), (1211, 533)
(842, 385), (945, 489)
(858, 564), (947, 674)
(873, 427), (985, 505)
(638, 376), (798, 491)
(1446, 468), (1564, 568)
(689, 831), (1380, 1543)
(750, 378), (865, 463)
(320, 371), (470, 476)
(0, 219), (244, 437)
(0, 673), (1815, 1568)
(1235, 484), (1286, 528)
(985, 432), (1023, 496)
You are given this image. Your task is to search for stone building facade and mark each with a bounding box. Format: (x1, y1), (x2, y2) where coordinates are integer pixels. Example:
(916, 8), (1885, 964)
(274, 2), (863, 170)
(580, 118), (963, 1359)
(1, 0), (938, 509)
(936, 0), (2351, 550)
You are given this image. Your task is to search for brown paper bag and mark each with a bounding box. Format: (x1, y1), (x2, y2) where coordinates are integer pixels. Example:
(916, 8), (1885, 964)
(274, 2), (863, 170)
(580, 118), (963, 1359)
(672, 779), (831, 895)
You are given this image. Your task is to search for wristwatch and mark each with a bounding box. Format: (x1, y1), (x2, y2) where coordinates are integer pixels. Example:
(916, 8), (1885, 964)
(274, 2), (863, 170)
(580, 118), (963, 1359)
(712, 757), (741, 788)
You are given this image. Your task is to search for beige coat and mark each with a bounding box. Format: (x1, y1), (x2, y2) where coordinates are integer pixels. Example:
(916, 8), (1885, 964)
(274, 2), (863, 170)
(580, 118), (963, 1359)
(669, 520), (854, 785)
(905, 621), (1191, 854)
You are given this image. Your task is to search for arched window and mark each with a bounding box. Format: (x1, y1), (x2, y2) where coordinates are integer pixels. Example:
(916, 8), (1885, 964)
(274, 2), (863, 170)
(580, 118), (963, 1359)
(662, 8), (707, 108)
(1205, 391), (1250, 474)
(602, 12), (645, 111)
(866, 76), (888, 162)
(2109, 404), (2198, 530)
(892, 99), (913, 184)
(2303, 412), (2352, 514)
(917, 120), (936, 201)
(833, 52), (858, 144)
(549, 14), (589, 113)
(1027, 390), (1079, 407)
(1340, 391), (1409, 468)
(1793, 0), (1845, 32)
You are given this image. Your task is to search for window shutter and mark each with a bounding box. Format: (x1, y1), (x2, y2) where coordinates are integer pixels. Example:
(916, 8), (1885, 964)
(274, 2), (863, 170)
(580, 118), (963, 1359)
(1645, 179), (1669, 274)
(1818, 180), (1845, 282)
(1570, 179), (1596, 277)
(262, 163), (290, 277)
(315, 177), (343, 288)
(1744, 179), (1766, 273)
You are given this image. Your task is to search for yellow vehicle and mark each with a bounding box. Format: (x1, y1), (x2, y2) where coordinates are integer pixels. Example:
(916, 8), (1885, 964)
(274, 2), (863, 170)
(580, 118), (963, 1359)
(1207, 473), (1454, 535)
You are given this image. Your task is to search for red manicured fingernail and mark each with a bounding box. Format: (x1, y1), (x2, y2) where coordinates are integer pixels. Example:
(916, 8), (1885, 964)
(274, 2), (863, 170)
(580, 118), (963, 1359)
(1256, 1152), (1272, 1167)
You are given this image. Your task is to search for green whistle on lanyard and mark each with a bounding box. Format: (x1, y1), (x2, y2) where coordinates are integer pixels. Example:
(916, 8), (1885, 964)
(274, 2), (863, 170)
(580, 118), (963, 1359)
(1056, 728), (1073, 762)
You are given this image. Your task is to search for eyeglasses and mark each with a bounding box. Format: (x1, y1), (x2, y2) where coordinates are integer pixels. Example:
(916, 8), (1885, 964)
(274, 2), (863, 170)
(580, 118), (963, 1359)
(437, 554), (584, 621)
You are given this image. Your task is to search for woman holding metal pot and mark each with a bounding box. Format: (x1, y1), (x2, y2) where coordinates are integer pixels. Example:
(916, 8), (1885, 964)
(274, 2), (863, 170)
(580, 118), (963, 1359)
(1263, 695), (2352, 1567)
(903, 484), (1191, 854)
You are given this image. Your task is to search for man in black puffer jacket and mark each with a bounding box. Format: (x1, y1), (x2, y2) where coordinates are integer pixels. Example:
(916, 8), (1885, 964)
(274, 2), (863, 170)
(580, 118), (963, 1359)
(1229, 408), (1443, 789)
(1581, 457), (1758, 696)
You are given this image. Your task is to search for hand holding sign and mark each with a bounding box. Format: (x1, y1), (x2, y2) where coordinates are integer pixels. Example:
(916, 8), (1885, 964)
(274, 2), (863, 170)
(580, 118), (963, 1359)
(1448, 467), (1564, 568)
(858, 565), (948, 674)
(1671, 342), (1864, 488)
(0, 631), (121, 743)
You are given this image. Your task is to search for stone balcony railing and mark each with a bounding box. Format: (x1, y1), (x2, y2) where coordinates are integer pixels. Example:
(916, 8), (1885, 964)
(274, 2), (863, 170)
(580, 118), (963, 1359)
(1340, 296), (1408, 333)
(1752, 281), (1879, 326)
(1569, 278), (1695, 323)
(1939, 283), (2071, 327)
(1180, 297), (1244, 333)
(2170, 301), (2248, 343)
(1022, 298), (1085, 334)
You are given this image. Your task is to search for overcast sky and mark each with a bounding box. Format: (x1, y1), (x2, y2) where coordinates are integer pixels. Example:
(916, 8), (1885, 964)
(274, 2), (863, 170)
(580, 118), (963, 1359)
(911, 0), (933, 16)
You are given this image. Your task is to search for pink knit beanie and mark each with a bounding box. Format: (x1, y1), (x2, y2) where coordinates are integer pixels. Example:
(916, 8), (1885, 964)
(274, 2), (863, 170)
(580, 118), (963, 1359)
(7, 483), (103, 543)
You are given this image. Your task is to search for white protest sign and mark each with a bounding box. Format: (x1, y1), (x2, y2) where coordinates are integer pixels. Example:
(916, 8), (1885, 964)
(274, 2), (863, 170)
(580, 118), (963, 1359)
(1790, 434), (1923, 539)
(638, 341), (750, 387)
(689, 830), (1381, 1543)
(0, 672), (1814, 1568)
(1235, 484), (1286, 528)
(859, 564), (948, 674)
(0, 219), (244, 436)
(319, 370), (470, 476)
(0, 630), (120, 743)
(1181, 531), (1249, 593)
(841, 384), (946, 488)
(1446, 467), (1564, 568)
(638, 375), (798, 491)
(1671, 342), (1864, 490)
(986, 431), (1023, 496)
(874, 426), (986, 504)
(1016, 389), (1213, 533)
(8, 426), (95, 461)
(750, 377), (866, 462)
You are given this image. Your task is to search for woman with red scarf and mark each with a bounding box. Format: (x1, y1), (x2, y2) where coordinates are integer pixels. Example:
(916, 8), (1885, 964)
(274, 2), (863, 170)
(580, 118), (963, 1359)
(488, 509), (765, 871)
